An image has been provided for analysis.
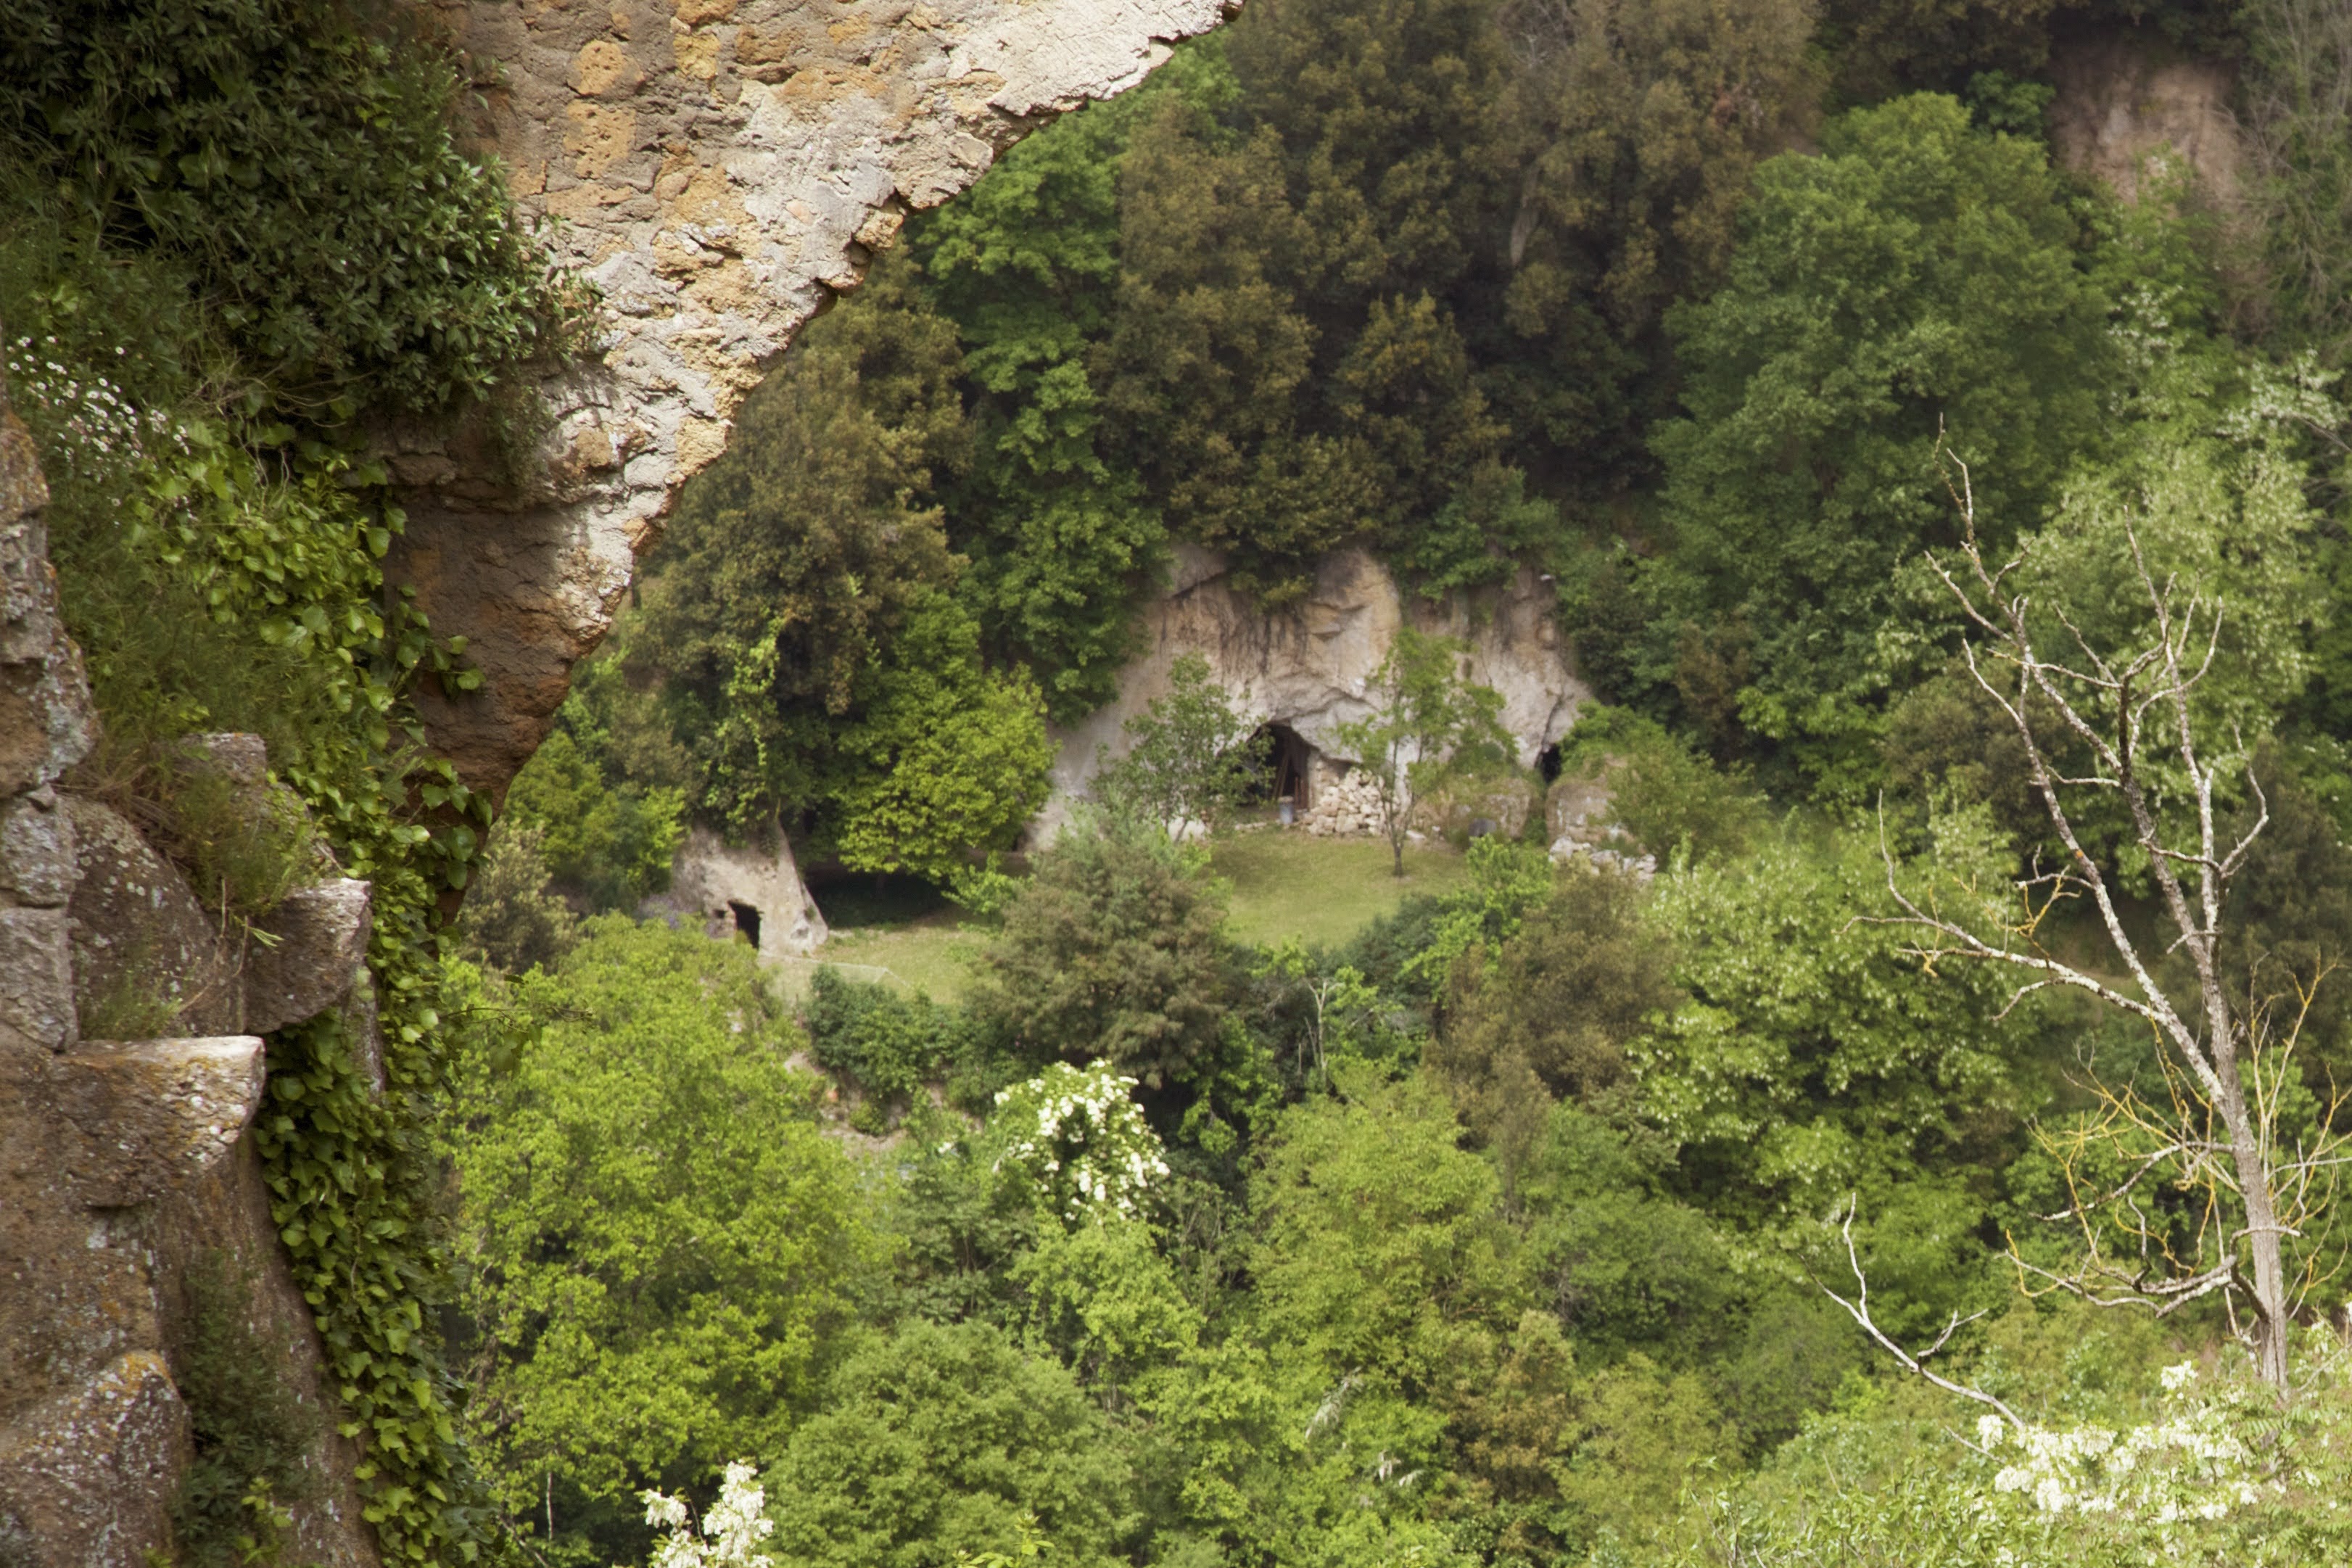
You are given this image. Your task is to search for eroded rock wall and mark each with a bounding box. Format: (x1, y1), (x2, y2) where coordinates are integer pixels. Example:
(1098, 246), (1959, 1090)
(388, 0), (1236, 796)
(1036, 545), (1588, 838)
(0, 403), (380, 1568)
(2048, 26), (2242, 206)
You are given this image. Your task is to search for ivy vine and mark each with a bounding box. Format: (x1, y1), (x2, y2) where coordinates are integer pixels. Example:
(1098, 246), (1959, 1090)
(1, 0), (574, 1559)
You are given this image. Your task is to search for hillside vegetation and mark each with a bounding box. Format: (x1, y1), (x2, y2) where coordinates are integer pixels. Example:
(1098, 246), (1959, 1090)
(10, 0), (2352, 1564)
(458, 1), (2352, 1565)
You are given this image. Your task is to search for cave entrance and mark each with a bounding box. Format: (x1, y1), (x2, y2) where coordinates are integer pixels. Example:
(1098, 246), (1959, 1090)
(1538, 743), (1563, 784)
(727, 900), (761, 949)
(1242, 723), (1318, 812)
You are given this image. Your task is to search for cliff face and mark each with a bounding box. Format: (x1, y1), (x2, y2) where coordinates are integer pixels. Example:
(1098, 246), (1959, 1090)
(384, 0), (1236, 796)
(0, 409), (382, 1567)
(1036, 545), (1590, 839)
(0, 4), (1237, 1558)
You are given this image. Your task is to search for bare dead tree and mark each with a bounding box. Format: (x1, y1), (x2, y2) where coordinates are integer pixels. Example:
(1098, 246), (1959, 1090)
(1872, 453), (2350, 1395)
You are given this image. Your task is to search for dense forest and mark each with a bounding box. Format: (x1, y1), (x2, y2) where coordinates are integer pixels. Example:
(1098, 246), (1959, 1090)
(469, 0), (2352, 1562)
(9, 0), (2352, 1563)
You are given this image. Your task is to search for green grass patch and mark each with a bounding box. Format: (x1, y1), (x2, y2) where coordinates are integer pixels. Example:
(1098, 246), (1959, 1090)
(1210, 829), (1469, 951)
(775, 909), (983, 1007)
(775, 832), (1469, 1010)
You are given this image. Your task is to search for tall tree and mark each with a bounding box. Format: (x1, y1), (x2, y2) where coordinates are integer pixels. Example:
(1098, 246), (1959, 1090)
(1494, 0), (1820, 477)
(1646, 93), (2114, 791)
(1879, 418), (2336, 1392)
(630, 268), (968, 832)
(1334, 628), (1514, 875)
(1092, 651), (1266, 841)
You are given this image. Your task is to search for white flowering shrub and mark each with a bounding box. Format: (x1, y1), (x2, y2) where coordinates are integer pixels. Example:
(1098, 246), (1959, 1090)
(1981, 1361), (2277, 1524)
(4, 334), (186, 476)
(639, 1462), (775, 1568)
(991, 1061), (1170, 1223)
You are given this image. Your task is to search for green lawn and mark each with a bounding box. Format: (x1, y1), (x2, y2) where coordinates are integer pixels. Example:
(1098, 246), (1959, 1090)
(776, 832), (1467, 1004)
(772, 907), (984, 1005)
(1210, 830), (1468, 952)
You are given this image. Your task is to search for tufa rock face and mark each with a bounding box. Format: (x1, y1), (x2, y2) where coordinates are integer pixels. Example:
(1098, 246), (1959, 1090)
(644, 822), (828, 957)
(1038, 545), (1588, 838)
(0, 392), (379, 1565)
(2047, 26), (2242, 205)
(388, 0), (1238, 797)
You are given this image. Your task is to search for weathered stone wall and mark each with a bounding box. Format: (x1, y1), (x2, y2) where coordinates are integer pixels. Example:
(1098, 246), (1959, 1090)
(2048, 26), (2242, 206)
(0, 400), (388, 1567)
(386, 0), (1236, 796)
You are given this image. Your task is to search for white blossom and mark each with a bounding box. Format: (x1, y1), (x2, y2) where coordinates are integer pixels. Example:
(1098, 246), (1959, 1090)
(635, 1462), (775, 1567)
(992, 1061), (1171, 1221)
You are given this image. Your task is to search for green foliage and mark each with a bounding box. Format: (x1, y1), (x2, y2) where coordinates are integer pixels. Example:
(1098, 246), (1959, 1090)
(633, 263), (967, 833)
(1553, 706), (1768, 863)
(975, 827), (1234, 1088)
(455, 827), (579, 976)
(453, 919), (868, 1528)
(0, 0), (579, 419)
(1334, 628), (1514, 875)
(804, 966), (973, 1134)
(500, 730), (685, 913)
(11, 211), (511, 1564)
(1644, 94), (2115, 789)
(2238, 0), (2352, 369)
(1248, 1071), (1518, 1396)
(1650, 1326), (2352, 1567)
(908, 70), (1184, 721)
(1631, 833), (2037, 1326)
(1495, 0), (1820, 471)
(1092, 652), (1266, 841)
(1400, 835), (1559, 994)
(1097, 95), (1361, 600)
(830, 595), (1055, 882)
(767, 1320), (1136, 1568)
(170, 1252), (321, 1568)
(1434, 867), (1677, 1181)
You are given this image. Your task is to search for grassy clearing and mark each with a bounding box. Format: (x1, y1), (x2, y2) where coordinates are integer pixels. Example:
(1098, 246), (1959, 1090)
(776, 874), (984, 1004)
(1210, 829), (1468, 952)
(772, 915), (984, 1005)
(775, 831), (1467, 1007)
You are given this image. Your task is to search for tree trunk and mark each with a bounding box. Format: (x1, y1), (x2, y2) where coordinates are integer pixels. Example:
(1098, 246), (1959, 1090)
(2221, 1078), (2293, 1389)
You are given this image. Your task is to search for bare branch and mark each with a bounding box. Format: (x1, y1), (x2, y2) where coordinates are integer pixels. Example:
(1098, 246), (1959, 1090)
(1820, 1197), (2024, 1432)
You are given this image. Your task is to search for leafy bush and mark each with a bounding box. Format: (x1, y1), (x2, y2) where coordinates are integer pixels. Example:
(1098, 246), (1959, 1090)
(767, 1320), (1136, 1568)
(0, 0), (579, 418)
(500, 729), (685, 913)
(1553, 706), (1767, 863)
(453, 918), (870, 1551)
(975, 827), (1234, 1088)
(804, 967), (974, 1134)
(1645, 93), (2116, 788)
(456, 826), (579, 976)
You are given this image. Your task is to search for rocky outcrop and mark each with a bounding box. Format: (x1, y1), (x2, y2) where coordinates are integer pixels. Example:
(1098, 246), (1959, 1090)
(1038, 545), (1588, 838)
(643, 822), (828, 957)
(2048, 27), (2243, 205)
(0, 403), (379, 1567)
(388, 0), (1237, 796)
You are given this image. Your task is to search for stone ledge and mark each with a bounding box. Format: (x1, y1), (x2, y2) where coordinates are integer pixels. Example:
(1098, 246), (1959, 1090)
(51, 1037), (268, 1209)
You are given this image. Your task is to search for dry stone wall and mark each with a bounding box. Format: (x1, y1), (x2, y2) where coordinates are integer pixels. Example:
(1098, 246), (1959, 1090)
(387, 0), (1237, 796)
